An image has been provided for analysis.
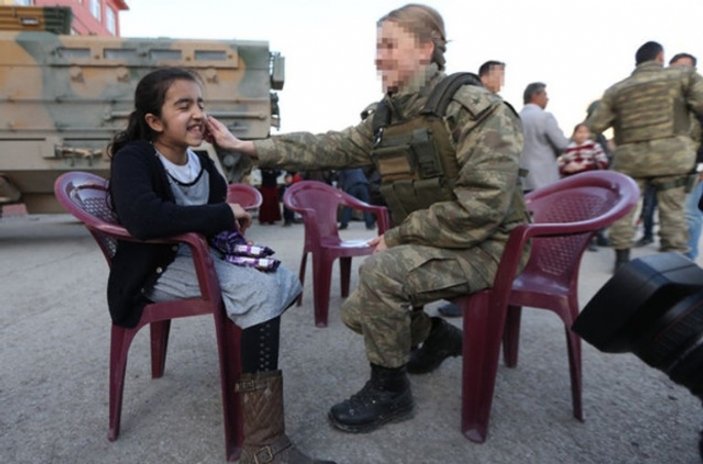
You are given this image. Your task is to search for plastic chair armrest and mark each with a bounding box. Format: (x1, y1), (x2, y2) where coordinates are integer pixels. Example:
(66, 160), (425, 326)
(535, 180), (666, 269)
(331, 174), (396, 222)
(339, 193), (389, 234)
(93, 224), (221, 302)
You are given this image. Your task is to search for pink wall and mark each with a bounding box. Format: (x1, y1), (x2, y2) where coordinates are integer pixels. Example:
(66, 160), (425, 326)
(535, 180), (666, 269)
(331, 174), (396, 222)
(33, 0), (128, 36)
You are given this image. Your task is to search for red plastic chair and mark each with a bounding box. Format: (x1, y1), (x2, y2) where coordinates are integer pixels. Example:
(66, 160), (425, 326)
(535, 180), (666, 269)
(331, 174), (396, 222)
(283, 180), (390, 327)
(227, 183), (263, 211)
(54, 172), (243, 462)
(458, 170), (639, 443)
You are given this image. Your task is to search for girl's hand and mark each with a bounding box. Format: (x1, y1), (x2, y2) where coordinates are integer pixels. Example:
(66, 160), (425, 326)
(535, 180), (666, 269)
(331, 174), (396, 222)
(228, 203), (252, 232)
(206, 116), (256, 156)
(367, 234), (387, 253)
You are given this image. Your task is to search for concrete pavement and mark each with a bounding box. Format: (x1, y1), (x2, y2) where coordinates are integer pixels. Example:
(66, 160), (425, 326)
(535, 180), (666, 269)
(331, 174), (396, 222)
(1, 214), (701, 464)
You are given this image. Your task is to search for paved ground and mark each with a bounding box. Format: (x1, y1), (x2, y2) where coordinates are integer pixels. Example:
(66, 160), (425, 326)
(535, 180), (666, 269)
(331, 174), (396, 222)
(1, 214), (702, 464)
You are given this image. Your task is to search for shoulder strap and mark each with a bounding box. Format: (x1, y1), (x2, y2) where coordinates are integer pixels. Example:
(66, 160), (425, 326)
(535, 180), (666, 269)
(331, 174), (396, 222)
(371, 100), (392, 146)
(422, 72), (483, 117)
(371, 72), (483, 145)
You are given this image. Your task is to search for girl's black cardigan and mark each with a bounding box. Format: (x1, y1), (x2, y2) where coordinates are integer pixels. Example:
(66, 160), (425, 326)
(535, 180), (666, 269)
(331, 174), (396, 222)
(108, 140), (235, 327)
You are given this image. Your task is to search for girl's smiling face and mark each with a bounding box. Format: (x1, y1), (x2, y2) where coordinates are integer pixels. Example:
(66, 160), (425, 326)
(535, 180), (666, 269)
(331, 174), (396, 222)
(145, 78), (206, 161)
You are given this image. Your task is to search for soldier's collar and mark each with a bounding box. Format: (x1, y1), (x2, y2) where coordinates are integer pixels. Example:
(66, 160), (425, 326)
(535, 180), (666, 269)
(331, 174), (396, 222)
(392, 63), (440, 98)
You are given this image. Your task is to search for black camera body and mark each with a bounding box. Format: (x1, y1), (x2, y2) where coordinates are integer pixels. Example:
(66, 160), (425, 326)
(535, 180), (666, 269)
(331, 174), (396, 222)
(573, 252), (703, 460)
(574, 252), (703, 396)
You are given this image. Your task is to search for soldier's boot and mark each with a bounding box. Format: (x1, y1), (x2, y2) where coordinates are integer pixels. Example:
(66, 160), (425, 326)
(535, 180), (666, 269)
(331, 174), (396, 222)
(407, 317), (463, 374)
(237, 370), (336, 464)
(614, 248), (631, 273)
(328, 364), (413, 433)
(437, 301), (462, 318)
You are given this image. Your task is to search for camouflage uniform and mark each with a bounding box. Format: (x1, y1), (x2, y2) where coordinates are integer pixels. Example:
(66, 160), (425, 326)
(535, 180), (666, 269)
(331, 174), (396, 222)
(587, 61), (703, 252)
(254, 66), (527, 368)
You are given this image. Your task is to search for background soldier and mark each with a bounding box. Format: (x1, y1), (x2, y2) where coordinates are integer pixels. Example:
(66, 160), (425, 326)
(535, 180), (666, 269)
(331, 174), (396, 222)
(207, 3), (527, 434)
(587, 41), (703, 271)
(667, 52), (703, 261)
(479, 60), (506, 94)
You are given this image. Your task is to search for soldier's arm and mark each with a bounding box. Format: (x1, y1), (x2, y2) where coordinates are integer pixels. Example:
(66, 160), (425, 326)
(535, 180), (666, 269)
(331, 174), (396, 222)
(252, 118), (376, 171)
(384, 90), (523, 248)
(686, 70), (703, 117)
(586, 93), (615, 134)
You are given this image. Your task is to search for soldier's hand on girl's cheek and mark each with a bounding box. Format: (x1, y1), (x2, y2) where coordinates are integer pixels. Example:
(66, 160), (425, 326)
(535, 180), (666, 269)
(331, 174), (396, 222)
(368, 235), (387, 253)
(206, 116), (237, 150)
(202, 123), (214, 145)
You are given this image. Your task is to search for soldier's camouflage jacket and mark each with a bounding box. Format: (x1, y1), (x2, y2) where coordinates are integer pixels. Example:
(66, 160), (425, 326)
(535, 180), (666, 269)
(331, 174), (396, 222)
(587, 61), (703, 178)
(253, 66), (527, 282)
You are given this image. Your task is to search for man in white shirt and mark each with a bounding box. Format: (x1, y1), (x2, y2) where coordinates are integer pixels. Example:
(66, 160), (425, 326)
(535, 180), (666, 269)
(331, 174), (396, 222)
(519, 82), (569, 192)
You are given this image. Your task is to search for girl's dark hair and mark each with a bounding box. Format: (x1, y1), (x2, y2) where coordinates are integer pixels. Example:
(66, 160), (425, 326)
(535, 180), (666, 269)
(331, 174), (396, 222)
(108, 67), (200, 157)
(573, 122), (589, 134)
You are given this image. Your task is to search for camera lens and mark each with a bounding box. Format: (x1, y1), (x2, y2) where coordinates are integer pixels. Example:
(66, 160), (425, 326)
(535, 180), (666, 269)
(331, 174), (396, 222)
(633, 289), (703, 371)
(573, 253), (703, 399)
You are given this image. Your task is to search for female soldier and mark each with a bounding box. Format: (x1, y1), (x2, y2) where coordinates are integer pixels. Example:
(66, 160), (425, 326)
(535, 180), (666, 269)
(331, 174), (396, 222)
(207, 3), (527, 434)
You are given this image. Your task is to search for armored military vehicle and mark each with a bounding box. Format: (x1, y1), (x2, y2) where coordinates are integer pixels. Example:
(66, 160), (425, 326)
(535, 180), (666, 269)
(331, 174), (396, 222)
(0, 7), (284, 214)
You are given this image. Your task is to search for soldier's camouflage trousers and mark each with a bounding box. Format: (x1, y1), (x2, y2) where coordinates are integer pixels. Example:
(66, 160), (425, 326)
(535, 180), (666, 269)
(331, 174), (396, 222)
(340, 243), (494, 368)
(610, 174), (689, 252)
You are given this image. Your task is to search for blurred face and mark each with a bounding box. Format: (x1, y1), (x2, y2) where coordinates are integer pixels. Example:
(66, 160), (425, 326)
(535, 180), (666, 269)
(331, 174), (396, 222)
(533, 90), (549, 109)
(376, 20), (434, 93)
(671, 56), (695, 68)
(146, 79), (206, 158)
(573, 125), (591, 144)
(480, 65), (505, 94)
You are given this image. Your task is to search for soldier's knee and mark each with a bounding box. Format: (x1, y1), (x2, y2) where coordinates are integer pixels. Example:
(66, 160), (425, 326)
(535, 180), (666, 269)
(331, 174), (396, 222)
(358, 251), (402, 286)
(358, 253), (382, 283)
(340, 295), (363, 334)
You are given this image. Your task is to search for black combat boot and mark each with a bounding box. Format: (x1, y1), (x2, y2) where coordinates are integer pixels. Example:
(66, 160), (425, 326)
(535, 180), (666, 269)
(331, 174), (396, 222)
(437, 301), (462, 318)
(328, 364), (413, 433)
(614, 248), (630, 273)
(407, 317), (463, 374)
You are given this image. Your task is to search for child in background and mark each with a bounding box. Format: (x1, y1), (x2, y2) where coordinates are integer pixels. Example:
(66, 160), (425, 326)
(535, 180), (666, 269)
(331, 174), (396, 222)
(558, 123), (611, 250)
(558, 123), (609, 177)
(108, 68), (333, 464)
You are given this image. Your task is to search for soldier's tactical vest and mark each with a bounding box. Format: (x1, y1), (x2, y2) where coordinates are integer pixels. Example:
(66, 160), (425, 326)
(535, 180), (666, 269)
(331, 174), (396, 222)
(371, 73), (482, 225)
(613, 70), (692, 145)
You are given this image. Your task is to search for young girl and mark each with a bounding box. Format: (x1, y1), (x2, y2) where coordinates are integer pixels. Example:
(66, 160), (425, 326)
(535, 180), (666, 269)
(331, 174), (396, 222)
(557, 123), (609, 177)
(108, 68), (333, 464)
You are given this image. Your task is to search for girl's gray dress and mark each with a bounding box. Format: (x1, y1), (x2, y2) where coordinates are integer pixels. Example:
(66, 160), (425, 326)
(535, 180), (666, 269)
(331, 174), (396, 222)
(146, 150), (301, 329)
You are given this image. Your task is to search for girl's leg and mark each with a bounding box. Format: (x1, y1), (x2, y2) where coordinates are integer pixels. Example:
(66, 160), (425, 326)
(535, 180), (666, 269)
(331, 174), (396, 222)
(236, 316), (334, 464)
(240, 317), (280, 373)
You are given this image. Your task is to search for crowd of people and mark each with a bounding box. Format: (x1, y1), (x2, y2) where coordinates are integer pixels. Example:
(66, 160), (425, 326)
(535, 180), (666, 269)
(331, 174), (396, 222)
(517, 43), (703, 272)
(103, 3), (703, 463)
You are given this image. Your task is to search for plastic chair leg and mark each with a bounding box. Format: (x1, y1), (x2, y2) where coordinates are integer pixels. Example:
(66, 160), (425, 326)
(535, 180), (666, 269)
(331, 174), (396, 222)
(212, 308), (244, 462)
(150, 320), (171, 378)
(502, 305), (522, 368)
(461, 290), (507, 443)
(340, 256), (352, 297)
(108, 324), (138, 441)
(296, 250), (308, 306)
(311, 253), (334, 327)
(565, 327), (584, 421)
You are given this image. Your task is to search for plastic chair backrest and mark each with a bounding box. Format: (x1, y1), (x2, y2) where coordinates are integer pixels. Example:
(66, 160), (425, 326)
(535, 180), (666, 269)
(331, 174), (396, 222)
(519, 171), (636, 288)
(284, 181), (346, 242)
(226, 183), (263, 210)
(54, 171), (119, 264)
